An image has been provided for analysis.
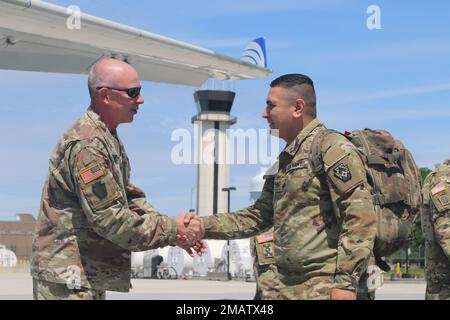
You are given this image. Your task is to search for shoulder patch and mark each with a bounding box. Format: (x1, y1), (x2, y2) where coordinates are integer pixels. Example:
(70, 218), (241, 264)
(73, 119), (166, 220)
(92, 181), (108, 199)
(327, 155), (365, 194)
(256, 231), (274, 244)
(333, 163), (352, 183)
(438, 193), (449, 206)
(79, 162), (105, 184)
(323, 144), (350, 170)
(432, 183), (446, 195)
(431, 182), (450, 212)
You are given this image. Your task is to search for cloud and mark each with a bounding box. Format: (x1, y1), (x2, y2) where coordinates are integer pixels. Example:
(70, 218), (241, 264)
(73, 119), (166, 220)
(304, 38), (450, 63)
(182, 0), (351, 17)
(320, 82), (450, 107)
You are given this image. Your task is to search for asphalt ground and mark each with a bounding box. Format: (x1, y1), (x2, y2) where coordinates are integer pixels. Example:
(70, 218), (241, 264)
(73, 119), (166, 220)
(0, 271), (427, 300)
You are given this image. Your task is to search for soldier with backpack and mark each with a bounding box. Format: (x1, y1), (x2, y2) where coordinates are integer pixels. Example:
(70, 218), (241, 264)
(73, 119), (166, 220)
(311, 128), (423, 299)
(193, 73), (378, 299)
(422, 159), (450, 300)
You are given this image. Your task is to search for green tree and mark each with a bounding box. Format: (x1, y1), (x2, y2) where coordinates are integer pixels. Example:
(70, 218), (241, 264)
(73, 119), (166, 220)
(409, 167), (432, 256)
(411, 219), (424, 255)
(420, 167), (432, 182)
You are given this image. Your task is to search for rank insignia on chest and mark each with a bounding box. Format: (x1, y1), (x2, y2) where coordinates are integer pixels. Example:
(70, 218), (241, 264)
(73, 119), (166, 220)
(333, 163), (352, 183)
(80, 162), (105, 184)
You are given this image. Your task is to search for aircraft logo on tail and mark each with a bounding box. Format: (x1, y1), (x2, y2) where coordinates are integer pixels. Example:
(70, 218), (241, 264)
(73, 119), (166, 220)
(240, 37), (268, 68)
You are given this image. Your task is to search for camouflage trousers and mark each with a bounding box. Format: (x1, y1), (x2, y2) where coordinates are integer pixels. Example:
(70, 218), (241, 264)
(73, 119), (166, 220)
(254, 266), (376, 300)
(253, 264), (280, 300)
(253, 263), (337, 300)
(275, 274), (336, 300)
(253, 266), (334, 299)
(426, 284), (450, 300)
(33, 278), (106, 300)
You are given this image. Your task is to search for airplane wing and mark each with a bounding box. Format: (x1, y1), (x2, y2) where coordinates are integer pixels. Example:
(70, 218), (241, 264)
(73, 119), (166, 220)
(0, 0), (272, 86)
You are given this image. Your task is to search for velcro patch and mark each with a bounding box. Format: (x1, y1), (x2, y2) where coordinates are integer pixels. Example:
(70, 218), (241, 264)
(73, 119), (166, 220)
(257, 231), (274, 244)
(438, 194), (449, 206)
(92, 181), (108, 199)
(333, 163), (352, 182)
(432, 183), (446, 195)
(256, 240), (275, 265)
(430, 182), (450, 212)
(80, 162), (105, 184)
(327, 156), (364, 194)
(262, 243), (274, 258)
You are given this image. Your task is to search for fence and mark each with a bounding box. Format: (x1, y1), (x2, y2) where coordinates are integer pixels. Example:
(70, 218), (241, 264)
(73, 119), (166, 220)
(0, 260), (30, 273)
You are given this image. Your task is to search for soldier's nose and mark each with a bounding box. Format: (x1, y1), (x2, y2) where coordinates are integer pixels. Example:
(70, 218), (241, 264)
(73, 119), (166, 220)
(136, 94), (144, 104)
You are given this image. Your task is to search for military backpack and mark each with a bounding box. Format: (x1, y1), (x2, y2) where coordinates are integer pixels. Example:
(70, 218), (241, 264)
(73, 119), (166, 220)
(310, 128), (422, 270)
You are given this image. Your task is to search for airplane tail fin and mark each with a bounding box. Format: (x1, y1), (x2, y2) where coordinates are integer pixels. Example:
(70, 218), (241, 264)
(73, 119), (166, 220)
(240, 37), (268, 68)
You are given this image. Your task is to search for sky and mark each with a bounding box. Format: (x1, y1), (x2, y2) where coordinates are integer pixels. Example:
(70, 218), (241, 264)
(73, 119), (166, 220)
(0, 0), (449, 221)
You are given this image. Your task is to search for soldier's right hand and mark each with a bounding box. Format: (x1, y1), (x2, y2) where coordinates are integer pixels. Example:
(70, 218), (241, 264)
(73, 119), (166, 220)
(176, 212), (206, 256)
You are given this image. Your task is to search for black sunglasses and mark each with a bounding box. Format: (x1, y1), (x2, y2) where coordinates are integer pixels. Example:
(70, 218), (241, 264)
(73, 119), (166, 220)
(96, 86), (141, 99)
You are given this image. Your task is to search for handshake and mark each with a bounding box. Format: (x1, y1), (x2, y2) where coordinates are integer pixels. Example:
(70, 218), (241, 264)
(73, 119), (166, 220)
(175, 212), (206, 257)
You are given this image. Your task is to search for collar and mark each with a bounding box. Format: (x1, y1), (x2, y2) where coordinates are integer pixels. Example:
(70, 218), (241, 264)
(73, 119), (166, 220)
(85, 106), (120, 146)
(284, 118), (323, 156)
(86, 106), (116, 135)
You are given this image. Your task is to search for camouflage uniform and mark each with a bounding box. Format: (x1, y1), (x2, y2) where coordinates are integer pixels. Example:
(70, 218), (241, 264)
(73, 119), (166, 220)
(33, 278), (106, 300)
(203, 118), (377, 300)
(31, 107), (177, 299)
(249, 228), (279, 300)
(421, 159), (450, 300)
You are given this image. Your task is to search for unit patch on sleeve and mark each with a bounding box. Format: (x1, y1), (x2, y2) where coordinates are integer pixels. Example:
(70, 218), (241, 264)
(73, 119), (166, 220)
(333, 163), (352, 183)
(438, 194), (449, 206)
(262, 243), (274, 258)
(92, 181), (108, 200)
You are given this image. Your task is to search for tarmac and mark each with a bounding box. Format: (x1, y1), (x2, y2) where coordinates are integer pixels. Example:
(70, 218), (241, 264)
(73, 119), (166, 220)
(0, 271), (427, 300)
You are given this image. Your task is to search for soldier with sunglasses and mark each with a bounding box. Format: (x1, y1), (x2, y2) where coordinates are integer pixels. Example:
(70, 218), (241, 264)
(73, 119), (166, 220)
(31, 59), (205, 300)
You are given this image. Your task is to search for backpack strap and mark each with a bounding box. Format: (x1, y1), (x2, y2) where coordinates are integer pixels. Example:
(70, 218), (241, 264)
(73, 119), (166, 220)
(373, 192), (405, 206)
(309, 128), (346, 177)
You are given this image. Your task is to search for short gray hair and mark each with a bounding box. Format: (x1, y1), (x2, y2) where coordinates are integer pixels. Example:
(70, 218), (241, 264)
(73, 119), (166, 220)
(88, 63), (108, 99)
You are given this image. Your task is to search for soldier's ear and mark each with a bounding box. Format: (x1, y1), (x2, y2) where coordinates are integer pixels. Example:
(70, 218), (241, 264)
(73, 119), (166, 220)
(293, 98), (305, 118)
(97, 87), (110, 104)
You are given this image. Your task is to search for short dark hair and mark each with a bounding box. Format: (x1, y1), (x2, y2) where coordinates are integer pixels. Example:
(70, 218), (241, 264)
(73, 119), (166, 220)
(270, 73), (314, 89)
(270, 73), (317, 117)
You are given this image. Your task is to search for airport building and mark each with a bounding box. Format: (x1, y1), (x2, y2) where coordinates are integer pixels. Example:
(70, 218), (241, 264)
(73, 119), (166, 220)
(0, 214), (36, 261)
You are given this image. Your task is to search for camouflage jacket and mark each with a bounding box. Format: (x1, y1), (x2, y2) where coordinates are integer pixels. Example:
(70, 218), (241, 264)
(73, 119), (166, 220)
(31, 107), (177, 292)
(422, 159), (450, 291)
(203, 119), (376, 295)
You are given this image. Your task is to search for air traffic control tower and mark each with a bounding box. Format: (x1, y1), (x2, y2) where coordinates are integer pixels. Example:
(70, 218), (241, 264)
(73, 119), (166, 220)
(192, 90), (236, 217)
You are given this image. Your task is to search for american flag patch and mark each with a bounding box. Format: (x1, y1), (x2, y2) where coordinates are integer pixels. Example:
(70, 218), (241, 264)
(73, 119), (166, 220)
(80, 162), (105, 184)
(257, 231), (274, 244)
(432, 183), (446, 195)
